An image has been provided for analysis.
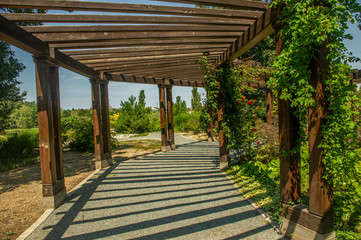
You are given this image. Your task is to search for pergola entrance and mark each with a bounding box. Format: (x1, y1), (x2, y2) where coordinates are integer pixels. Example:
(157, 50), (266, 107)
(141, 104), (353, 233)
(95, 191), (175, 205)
(1, 1), (357, 239)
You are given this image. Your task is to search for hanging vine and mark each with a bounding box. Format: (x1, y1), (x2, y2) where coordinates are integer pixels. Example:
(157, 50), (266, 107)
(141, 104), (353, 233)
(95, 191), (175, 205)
(199, 56), (272, 160)
(269, 0), (361, 233)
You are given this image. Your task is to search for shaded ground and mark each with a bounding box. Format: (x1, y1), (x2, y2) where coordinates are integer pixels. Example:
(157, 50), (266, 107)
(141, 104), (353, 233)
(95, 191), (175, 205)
(26, 139), (280, 240)
(0, 140), (161, 240)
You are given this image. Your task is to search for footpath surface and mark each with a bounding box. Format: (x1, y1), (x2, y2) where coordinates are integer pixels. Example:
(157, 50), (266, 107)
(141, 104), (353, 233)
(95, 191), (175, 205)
(26, 134), (281, 240)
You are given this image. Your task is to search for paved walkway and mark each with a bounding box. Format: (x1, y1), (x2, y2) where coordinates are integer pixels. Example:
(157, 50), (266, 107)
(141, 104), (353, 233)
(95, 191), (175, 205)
(27, 135), (281, 240)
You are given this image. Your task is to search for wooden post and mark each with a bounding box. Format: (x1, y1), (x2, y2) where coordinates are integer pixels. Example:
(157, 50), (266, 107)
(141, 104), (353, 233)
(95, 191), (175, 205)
(206, 92), (216, 142)
(265, 79), (273, 125)
(91, 79), (108, 169)
(158, 84), (169, 151)
(34, 55), (66, 209)
(308, 45), (333, 218)
(100, 82), (113, 164)
(217, 90), (229, 170)
(276, 31), (301, 205)
(166, 86), (175, 150)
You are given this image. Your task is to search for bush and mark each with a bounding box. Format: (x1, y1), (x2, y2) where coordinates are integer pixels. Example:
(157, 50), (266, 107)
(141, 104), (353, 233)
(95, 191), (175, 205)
(62, 116), (94, 152)
(174, 111), (202, 133)
(0, 129), (39, 169)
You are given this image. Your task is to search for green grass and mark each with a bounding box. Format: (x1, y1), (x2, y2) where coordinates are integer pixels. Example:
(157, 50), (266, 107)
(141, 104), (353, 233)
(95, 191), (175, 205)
(115, 140), (161, 151)
(4, 128), (38, 136)
(226, 162), (282, 221)
(129, 133), (150, 138)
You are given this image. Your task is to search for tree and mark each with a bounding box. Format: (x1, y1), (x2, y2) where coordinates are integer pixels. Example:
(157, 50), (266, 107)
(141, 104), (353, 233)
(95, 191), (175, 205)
(0, 8), (47, 132)
(174, 96), (187, 115)
(191, 87), (202, 111)
(113, 90), (152, 133)
(138, 89), (146, 107)
(9, 101), (38, 129)
(0, 41), (26, 132)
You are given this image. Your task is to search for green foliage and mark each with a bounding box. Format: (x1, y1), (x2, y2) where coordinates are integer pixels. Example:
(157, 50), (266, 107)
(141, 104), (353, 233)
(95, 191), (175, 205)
(61, 116), (94, 152)
(174, 111), (202, 133)
(191, 87), (202, 111)
(112, 90), (155, 134)
(0, 41), (26, 132)
(0, 129), (39, 170)
(174, 96), (187, 115)
(199, 56), (272, 160)
(242, 35), (276, 67)
(8, 101), (37, 129)
(269, 0), (361, 234)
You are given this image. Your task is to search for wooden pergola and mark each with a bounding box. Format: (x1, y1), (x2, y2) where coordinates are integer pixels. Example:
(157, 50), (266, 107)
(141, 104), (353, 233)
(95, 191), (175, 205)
(1, 0), (354, 239)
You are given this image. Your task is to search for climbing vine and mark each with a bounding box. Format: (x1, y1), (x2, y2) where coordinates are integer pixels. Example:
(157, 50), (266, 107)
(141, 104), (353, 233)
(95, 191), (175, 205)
(269, 0), (361, 233)
(199, 56), (272, 160)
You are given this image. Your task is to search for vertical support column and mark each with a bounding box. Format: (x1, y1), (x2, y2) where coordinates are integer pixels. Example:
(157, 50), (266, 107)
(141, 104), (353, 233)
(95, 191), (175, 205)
(158, 84), (169, 151)
(308, 44), (333, 226)
(217, 90), (229, 170)
(34, 55), (66, 209)
(100, 82), (113, 165)
(91, 79), (106, 169)
(166, 86), (175, 150)
(206, 92), (216, 142)
(276, 31), (301, 205)
(265, 79), (273, 125)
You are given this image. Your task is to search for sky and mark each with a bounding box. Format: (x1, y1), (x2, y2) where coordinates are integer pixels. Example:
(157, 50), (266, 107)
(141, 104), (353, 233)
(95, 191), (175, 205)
(10, 0), (361, 110)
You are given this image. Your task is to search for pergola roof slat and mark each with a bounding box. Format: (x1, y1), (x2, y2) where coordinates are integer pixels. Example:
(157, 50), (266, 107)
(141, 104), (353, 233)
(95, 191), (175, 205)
(1, 13), (256, 25)
(0, 0), (279, 86)
(149, 0), (270, 11)
(0, 0), (263, 19)
(33, 31), (242, 43)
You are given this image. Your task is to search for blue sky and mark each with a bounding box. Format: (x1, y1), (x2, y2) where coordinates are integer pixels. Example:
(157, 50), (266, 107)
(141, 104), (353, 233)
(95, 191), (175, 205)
(11, 0), (361, 109)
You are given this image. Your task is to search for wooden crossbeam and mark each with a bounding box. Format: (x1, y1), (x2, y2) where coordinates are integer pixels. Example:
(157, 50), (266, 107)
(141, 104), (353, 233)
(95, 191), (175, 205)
(86, 56), (215, 68)
(71, 50), (223, 61)
(32, 31), (243, 43)
(149, 0), (270, 11)
(0, 15), (99, 78)
(94, 61), (203, 71)
(79, 53), (219, 64)
(92, 60), (213, 71)
(62, 45), (228, 56)
(104, 73), (204, 87)
(222, 7), (280, 63)
(0, 0), (263, 19)
(50, 38), (234, 50)
(2, 13), (255, 25)
(23, 25), (249, 33)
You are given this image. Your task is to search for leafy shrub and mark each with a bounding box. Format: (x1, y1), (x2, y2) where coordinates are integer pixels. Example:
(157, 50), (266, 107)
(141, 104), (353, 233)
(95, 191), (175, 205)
(174, 111), (202, 133)
(61, 116), (94, 152)
(0, 129), (39, 169)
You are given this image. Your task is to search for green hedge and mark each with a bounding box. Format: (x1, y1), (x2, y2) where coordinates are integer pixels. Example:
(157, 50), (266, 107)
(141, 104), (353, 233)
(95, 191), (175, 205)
(0, 129), (39, 170)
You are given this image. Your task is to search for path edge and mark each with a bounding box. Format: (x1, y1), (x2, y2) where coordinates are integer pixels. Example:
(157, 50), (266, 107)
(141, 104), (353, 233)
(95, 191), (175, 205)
(221, 170), (280, 232)
(16, 169), (100, 240)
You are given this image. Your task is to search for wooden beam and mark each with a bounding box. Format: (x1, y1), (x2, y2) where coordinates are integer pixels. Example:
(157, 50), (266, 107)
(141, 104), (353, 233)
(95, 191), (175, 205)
(0, 15), (48, 55)
(62, 44), (229, 56)
(2, 13), (255, 25)
(50, 38), (234, 50)
(33, 31), (242, 43)
(0, 0), (263, 19)
(24, 25), (249, 34)
(79, 53), (219, 64)
(72, 50), (223, 61)
(104, 73), (203, 87)
(0, 15), (99, 79)
(225, 8), (278, 63)
(150, 0), (270, 11)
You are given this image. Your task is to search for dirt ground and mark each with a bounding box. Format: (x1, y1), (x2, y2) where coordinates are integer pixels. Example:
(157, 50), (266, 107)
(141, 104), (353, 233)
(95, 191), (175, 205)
(177, 132), (209, 141)
(0, 141), (160, 240)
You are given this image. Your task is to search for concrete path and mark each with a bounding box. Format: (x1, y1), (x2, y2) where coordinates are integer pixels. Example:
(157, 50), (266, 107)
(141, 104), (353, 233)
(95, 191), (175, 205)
(26, 136), (281, 240)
